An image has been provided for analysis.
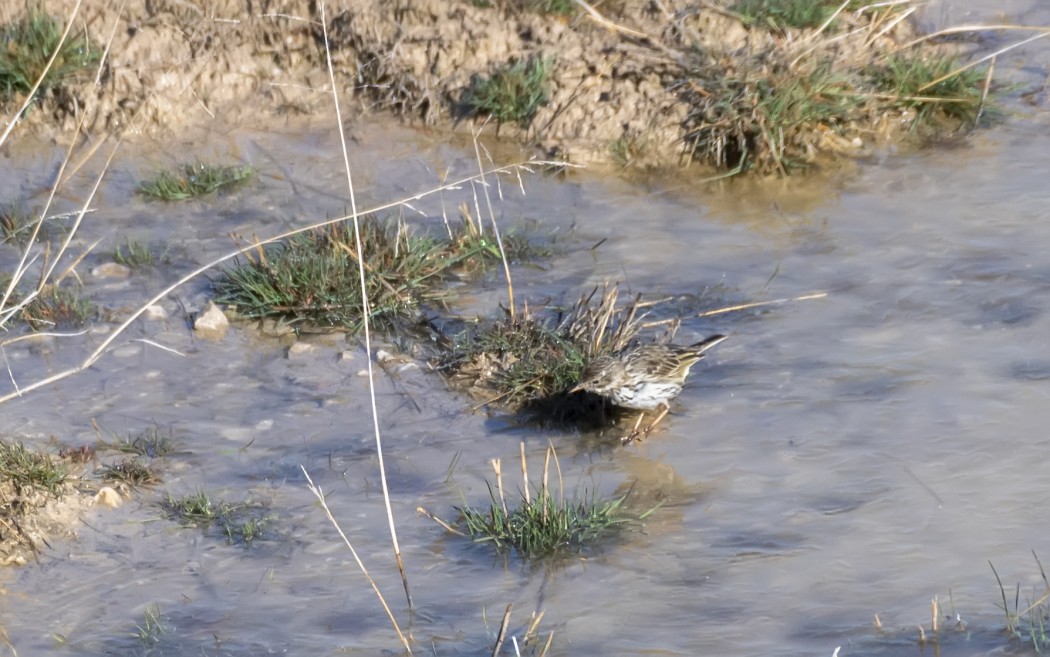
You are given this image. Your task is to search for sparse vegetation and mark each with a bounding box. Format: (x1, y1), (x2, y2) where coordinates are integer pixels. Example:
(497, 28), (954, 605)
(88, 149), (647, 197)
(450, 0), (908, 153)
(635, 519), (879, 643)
(98, 458), (158, 486)
(112, 239), (156, 270)
(992, 554), (1050, 651)
(214, 213), (545, 333)
(99, 423), (176, 458)
(137, 162), (255, 201)
(18, 283), (94, 329)
(0, 8), (100, 104)
(133, 604), (168, 646)
(162, 490), (272, 546)
(461, 56), (551, 127)
(0, 204), (37, 246)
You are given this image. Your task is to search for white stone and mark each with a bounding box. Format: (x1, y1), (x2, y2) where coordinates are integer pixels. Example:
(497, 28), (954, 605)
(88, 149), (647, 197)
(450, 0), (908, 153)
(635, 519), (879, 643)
(193, 302), (228, 338)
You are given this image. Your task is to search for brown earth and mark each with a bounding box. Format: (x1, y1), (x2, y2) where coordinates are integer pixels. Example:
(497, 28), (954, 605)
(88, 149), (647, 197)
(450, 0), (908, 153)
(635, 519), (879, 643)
(1, 0), (932, 170)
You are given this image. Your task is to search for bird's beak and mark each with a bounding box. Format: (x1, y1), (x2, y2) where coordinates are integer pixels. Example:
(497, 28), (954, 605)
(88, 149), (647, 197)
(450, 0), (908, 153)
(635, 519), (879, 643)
(569, 383), (584, 394)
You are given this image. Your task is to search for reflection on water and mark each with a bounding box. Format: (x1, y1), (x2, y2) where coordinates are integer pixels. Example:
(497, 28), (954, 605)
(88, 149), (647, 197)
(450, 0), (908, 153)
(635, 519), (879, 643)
(5, 11), (1050, 657)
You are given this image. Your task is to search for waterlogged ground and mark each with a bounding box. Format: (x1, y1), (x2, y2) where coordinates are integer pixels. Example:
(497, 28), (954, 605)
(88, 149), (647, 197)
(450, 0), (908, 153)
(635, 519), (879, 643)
(4, 4), (1050, 657)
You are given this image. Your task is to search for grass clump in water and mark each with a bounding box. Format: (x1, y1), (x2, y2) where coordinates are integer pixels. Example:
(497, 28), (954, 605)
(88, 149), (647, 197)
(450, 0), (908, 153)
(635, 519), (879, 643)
(436, 443), (628, 559)
(0, 8), (100, 103)
(98, 458), (158, 487)
(461, 56), (551, 127)
(137, 162), (255, 201)
(13, 283), (94, 330)
(162, 490), (273, 546)
(98, 423), (176, 458)
(214, 213), (542, 333)
(113, 239), (160, 270)
(992, 553), (1050, 651)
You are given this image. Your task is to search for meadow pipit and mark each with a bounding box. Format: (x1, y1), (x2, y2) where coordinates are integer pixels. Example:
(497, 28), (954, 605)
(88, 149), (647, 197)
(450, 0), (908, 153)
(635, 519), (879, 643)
(571, 334), (727, 442)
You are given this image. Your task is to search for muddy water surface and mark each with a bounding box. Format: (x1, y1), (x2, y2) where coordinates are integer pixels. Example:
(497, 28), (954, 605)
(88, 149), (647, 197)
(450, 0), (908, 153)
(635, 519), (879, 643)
(5, 6), (1050, 657)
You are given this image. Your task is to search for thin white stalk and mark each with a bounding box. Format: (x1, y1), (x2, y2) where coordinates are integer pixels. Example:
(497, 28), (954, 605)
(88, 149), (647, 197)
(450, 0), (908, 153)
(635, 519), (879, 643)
(318, 0), (412, 612)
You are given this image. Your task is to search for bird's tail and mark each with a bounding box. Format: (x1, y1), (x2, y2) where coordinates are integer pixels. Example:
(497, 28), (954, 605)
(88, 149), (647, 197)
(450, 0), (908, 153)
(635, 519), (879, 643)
(691, 334), (728, 354)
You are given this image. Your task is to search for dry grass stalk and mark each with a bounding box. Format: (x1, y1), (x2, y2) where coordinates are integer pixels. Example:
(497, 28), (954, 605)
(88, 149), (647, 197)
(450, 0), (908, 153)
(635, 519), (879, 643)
(301, 466), (411, 653)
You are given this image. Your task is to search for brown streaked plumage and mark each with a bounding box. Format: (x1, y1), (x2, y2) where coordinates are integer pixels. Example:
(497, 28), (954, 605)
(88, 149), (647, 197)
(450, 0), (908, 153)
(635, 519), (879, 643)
(571, 334), (727, 442)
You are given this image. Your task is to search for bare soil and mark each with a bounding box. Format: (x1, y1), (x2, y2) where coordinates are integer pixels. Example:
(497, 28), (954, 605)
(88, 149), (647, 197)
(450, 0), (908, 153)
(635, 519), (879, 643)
(1, 0), (937, 171)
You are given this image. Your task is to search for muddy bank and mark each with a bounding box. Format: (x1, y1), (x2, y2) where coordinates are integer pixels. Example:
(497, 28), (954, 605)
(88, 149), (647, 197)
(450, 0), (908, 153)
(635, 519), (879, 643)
(2, 0), (985, 173)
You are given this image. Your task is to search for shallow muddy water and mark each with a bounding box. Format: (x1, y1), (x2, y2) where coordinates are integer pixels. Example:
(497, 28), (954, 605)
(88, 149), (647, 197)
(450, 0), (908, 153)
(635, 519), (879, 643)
(4, 3), (1050, 656)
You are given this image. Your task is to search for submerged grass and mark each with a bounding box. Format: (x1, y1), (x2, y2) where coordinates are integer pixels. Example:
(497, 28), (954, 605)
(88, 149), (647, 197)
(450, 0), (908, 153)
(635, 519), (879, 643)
(98, 423), (176, 458)
(0, 8), (100, 104)
(113, 239), (158, 270)
(461, 56), (551, 127)
(137, 162), (255, 201)
(98, 457), (158, 486)
(214, 213), (544, 333)
(162, 490), (272, 546)
(19, 283), (94, 329)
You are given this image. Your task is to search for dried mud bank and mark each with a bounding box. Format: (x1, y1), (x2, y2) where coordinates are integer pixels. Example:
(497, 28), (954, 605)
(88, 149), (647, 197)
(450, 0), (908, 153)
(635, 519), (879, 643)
(3, 1), (986, 173)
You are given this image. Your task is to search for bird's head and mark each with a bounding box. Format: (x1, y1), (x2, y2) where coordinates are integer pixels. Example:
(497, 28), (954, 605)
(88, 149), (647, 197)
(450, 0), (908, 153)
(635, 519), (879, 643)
(570, 355), (621, 394)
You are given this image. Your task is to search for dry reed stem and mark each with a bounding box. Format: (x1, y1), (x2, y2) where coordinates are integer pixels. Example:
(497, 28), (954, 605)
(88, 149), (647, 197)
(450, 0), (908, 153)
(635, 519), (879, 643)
(415, 506), (466, 536)
(491, 603), (513, 657)
(916, 31), (1050, 92)
(519, 442), (530, 506)
(695, 292), (828, 318)
(470, 124), (516, 319)
(318, 0), (411, 612)
(300, 466), (412, 653)
(493, 458), (508, 516)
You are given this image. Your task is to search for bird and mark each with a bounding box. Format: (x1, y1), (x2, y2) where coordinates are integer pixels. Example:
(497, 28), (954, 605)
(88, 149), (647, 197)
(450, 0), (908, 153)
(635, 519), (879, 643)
(570, 334), (728, 443)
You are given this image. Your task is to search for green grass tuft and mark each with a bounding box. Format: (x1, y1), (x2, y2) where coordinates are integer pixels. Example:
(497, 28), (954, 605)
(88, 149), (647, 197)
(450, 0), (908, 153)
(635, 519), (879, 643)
(459, 485), (626, 558)
(0, 8), (100, 103)
(0, 440), (67, 494)
(214, 214), (543, 333)
(452, 444), (628, 559)
(462, 56), (551, 126)
(869, 53), (988, 129)
(137, 162), (255, 201)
